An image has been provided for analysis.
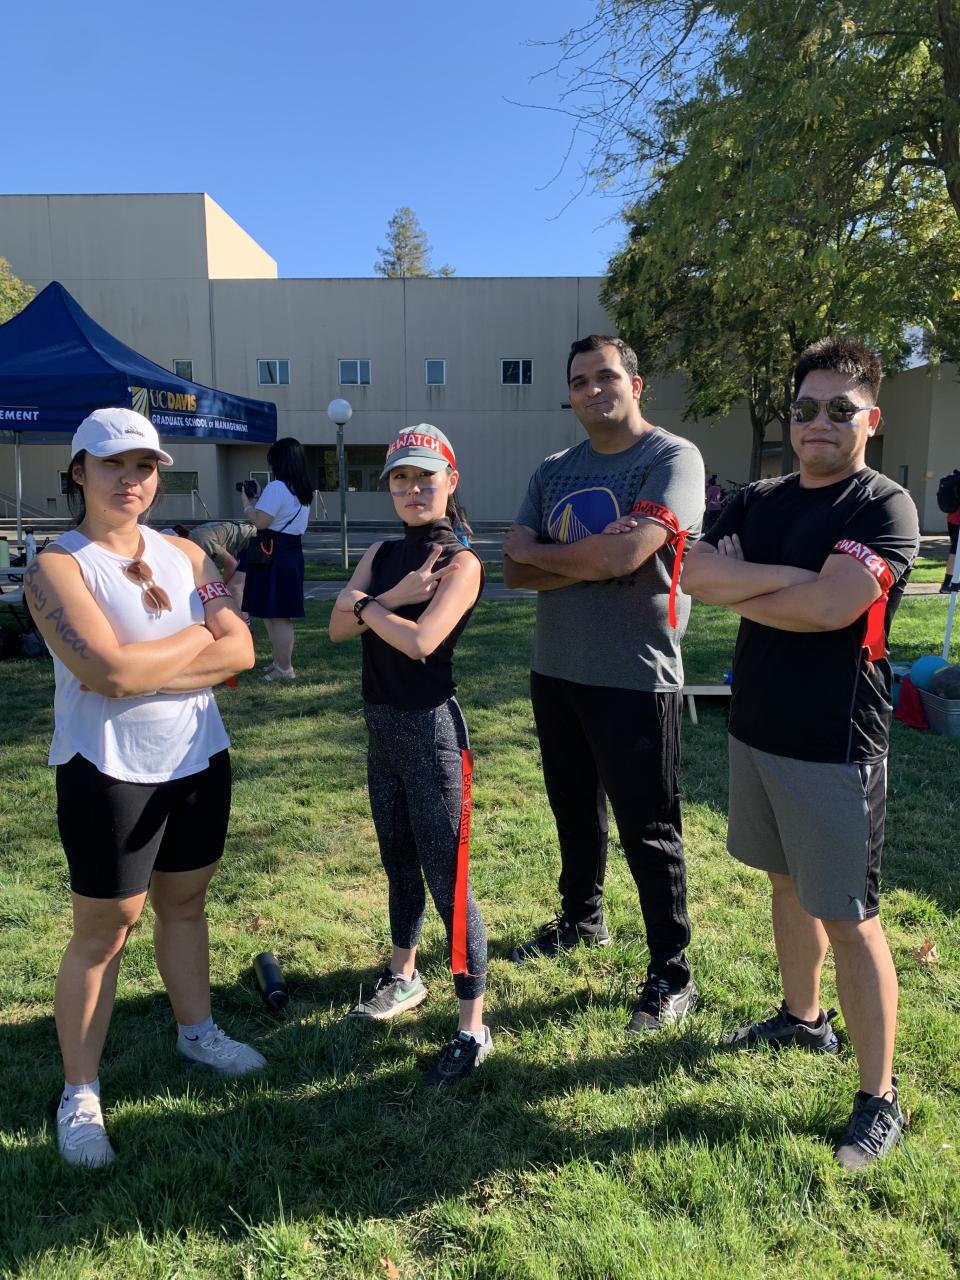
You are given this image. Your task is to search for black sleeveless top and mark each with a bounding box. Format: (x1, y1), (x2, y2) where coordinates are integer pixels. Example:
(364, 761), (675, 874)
(361, 519), (483, 709)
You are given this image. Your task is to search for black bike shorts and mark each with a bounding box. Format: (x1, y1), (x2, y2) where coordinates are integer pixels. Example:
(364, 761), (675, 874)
(56, 750), (231, 899)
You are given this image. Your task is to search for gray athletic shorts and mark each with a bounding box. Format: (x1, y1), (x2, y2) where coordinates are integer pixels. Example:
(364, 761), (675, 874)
(727, 734), (886, 921)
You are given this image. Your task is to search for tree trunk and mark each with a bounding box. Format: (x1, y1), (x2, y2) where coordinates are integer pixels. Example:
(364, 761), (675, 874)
(939, 0), (960, 223)
(748, 407), (766, 481)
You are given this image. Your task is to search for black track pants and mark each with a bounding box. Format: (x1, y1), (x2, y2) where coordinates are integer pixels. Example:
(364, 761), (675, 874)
(364, 698), (487, 1000)
(530, 671), (691, 988)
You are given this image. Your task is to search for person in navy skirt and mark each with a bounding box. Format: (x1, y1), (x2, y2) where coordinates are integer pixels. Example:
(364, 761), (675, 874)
(241, 437), (312, 681)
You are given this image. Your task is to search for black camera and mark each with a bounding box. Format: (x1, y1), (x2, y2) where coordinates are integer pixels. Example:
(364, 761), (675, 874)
(236, 480), (259, 498)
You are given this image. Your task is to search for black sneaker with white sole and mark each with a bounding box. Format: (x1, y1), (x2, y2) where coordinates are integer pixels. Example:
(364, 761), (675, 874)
(834, 1077), (904, 1170)
(508, 913), (611, 963)
(425, 1026), (492, 1087)
(627, 974), (697, 1032)
(723, 1002), (839, 1053)
(348, 968), (428, 1021)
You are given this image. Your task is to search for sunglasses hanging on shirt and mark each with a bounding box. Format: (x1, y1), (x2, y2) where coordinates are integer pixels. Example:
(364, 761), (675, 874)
(123, 559), (172, 617)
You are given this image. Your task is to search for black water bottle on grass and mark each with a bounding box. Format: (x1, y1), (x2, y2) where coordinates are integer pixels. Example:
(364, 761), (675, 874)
(253, 951), (289, 1011)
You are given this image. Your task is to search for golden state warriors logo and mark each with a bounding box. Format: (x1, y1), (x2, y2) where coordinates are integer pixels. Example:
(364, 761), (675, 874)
(547, 487), (621, 543)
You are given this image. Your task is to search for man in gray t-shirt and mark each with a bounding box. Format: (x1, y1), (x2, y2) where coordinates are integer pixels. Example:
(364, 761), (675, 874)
(503, 335), (704, 1032)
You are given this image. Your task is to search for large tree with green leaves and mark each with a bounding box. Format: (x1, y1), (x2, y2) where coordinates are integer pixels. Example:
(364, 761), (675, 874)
(0, 257), (33, 324)
(550, 1), (960, 224)
(548, 1), (960, 476)
(373, 207), (454, 278)
(607, 147), (960, 475)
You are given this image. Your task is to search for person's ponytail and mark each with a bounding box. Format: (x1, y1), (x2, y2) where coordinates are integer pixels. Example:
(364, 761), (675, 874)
(446, 485), (473, 541)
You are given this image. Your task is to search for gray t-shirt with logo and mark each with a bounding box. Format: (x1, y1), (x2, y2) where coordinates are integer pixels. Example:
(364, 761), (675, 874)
(515, 428), (705, 690)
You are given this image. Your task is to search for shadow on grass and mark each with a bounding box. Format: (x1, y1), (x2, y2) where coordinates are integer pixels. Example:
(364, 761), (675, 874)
(0, 974), (737, 1270)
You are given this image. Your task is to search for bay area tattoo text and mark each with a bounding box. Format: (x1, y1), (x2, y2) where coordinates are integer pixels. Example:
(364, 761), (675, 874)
(24, 560), (92, 658)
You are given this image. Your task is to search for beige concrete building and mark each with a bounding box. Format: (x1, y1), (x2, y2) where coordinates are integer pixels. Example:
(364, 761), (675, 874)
(0, 193), (954, 528)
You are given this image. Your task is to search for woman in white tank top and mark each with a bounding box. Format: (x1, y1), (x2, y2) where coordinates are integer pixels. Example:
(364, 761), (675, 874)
(25, 408), (262, 1169)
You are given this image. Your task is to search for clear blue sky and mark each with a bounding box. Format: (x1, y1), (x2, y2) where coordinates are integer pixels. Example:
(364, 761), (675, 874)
(3, 2), (625, 279)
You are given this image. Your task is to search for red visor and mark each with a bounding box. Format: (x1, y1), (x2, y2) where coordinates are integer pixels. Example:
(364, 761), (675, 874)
(385, 430), (456, 471)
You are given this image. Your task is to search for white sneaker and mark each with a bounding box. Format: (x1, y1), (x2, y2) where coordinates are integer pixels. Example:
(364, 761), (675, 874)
(57, 1093), (116, 1168)
(262, 665), (295, 682)
(177, 1025), (266, 1077)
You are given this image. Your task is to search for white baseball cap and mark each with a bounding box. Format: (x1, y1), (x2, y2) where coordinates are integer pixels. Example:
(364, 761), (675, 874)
(72, 407), (174, 465)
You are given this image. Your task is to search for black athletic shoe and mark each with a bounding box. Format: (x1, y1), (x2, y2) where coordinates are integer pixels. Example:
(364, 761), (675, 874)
(508, 914), (611, 963)
(723, 1001), (839, 1053)
(425, 1027), (492, 1088)
(835, 1077), (904, 1170)
(627, 975), (697, 1033)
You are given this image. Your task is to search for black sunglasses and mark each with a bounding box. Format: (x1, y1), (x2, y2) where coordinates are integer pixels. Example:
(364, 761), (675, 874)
(789, 397), (875, 425)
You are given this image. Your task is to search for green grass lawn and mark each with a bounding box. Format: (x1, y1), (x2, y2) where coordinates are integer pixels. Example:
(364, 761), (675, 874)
(1, 600), (959, 1278)
(909, 556), (950, 584)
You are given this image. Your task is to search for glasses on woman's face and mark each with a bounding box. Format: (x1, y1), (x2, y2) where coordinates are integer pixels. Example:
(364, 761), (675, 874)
(123, 559), (172, 616)
(789, 397), (874, 425)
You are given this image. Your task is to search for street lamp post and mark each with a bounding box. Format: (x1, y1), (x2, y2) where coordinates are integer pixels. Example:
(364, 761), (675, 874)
(327, 398), (353, 570)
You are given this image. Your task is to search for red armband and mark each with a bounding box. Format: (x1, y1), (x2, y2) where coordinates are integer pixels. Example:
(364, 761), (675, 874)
(832, 540), (894, 662)
(629, 500), (689, 627)
(197, 580), (230, 605)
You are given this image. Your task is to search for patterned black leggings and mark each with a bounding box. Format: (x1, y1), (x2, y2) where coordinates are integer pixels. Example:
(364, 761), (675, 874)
(364, 698), (487, 1000)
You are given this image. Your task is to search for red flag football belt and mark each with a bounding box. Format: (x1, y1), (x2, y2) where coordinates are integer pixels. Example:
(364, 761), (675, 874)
(832, 540), (894, 662)
(630, 499), (689, 627)
(451, 748), (475, 976)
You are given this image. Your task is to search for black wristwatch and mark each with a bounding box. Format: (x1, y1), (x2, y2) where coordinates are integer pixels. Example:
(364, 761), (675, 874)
(353, 595), (377, 624)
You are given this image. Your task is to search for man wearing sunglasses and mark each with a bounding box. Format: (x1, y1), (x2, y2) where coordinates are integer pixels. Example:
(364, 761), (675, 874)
(682, 337), (919, 1170)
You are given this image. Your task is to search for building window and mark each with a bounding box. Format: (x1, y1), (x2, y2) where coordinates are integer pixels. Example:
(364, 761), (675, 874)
(61, 468), (198, 497)
(339, 358), (371, 386)
(173, 359), (194, 381)
(317, 445), (387, 492)
(258, 359), (290, 385)
(162, 471), (200, 495)
(501, 359), (532, 385)
(425, 359), (446, 386)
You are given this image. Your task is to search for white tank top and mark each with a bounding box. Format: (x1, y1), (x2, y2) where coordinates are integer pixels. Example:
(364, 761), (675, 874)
(48, 524), (230, 783)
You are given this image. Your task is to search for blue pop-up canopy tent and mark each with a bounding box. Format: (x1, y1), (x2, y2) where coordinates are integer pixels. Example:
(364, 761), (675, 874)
(0, 282), (277, 537)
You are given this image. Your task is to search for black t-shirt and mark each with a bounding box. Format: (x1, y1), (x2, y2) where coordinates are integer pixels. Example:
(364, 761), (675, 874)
(702, 469), (919, 763)
(361, 519), (483, 710)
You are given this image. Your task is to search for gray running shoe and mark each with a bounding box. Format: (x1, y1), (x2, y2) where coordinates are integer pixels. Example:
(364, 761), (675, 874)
(627, 975), (697, 1032)
(425, 1026), (492, 1087)
(348, 968), (428, 1021)
(508, 914), (611, 963)
(723, 1002), (839, 1053)
(177, 1025), (267, 1076)
(835, 1078), (904, 1170)
(57, 1092), (116, 1169)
